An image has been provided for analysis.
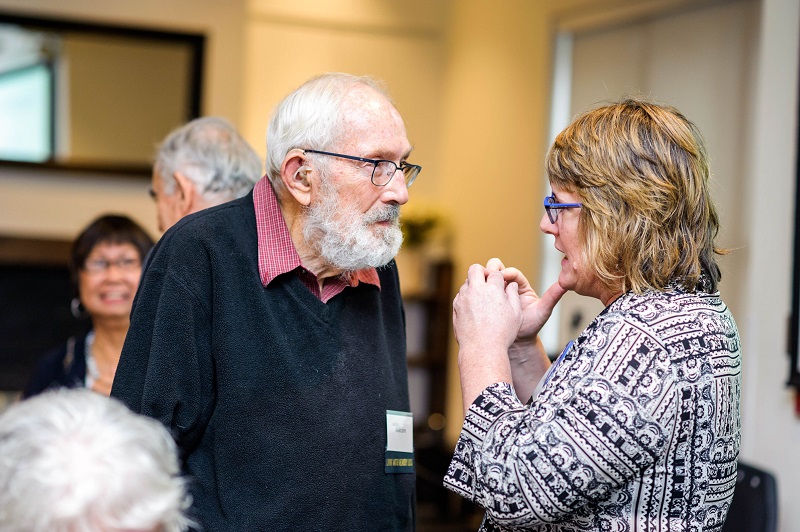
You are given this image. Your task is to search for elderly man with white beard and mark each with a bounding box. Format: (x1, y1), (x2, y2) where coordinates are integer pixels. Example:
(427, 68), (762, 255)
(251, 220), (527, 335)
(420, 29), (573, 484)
(111, 73), (422, 532)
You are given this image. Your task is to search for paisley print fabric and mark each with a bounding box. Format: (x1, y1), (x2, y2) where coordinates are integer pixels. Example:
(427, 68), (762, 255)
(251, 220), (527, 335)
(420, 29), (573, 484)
(444, 286), (741, 531)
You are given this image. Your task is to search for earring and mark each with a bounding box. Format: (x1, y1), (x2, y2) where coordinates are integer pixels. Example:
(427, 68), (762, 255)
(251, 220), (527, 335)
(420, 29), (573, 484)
(70, 297), (87, 319)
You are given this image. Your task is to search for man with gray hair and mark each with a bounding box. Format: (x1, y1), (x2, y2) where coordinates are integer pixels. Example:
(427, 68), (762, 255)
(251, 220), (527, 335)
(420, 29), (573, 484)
(149, 116), (262, 232)
(113, 73), (421, 530)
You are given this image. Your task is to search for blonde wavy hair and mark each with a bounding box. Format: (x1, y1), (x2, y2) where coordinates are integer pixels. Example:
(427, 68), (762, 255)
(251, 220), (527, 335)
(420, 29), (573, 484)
(546, 99), (725, 294)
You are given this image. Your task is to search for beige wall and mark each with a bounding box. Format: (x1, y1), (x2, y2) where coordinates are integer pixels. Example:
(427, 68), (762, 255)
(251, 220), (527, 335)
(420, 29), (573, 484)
(240, 0), (449, 206)
(437, 0), (553, 443)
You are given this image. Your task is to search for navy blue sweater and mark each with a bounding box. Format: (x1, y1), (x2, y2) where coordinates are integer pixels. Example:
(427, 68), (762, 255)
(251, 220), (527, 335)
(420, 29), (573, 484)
(112, 193), (414, 531)
(23, 333), (89, 398)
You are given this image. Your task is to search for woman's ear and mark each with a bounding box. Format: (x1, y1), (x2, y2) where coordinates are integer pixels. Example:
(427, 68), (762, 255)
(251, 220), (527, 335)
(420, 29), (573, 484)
(281, 149), (313, 206)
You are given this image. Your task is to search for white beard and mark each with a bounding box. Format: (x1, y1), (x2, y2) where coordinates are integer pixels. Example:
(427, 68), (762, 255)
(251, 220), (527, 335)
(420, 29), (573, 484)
(302, 178), (403, 273)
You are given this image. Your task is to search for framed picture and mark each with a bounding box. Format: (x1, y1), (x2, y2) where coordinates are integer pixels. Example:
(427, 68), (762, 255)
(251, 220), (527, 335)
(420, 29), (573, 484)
(0, 11), (204, 175)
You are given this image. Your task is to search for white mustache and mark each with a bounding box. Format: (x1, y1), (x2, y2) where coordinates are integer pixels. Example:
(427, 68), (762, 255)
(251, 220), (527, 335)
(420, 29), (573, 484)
(364, 205), (400, 224)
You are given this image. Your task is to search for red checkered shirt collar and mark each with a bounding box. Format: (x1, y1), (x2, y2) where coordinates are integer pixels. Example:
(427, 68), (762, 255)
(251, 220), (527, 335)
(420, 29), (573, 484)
(252, 177), (380, 303)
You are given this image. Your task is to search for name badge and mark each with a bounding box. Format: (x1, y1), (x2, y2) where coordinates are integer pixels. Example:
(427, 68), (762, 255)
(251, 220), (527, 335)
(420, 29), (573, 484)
(385, 410), (414, 473)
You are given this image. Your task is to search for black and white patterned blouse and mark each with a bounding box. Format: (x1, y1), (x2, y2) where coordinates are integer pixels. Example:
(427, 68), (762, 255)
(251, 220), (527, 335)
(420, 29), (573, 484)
(444, 284), (741, 531)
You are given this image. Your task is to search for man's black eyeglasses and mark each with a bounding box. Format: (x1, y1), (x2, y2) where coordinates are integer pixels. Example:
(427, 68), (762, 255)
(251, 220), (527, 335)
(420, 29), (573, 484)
(544, 194), (582, 224)
(303, 149), (421, 187)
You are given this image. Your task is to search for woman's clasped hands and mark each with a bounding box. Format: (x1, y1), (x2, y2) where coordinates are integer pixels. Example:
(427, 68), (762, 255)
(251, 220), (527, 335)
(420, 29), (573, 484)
(452, 258), (566, 409)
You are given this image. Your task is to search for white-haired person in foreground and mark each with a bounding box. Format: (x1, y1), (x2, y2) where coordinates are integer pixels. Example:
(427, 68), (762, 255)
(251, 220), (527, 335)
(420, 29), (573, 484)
(0, 389), (192, 532)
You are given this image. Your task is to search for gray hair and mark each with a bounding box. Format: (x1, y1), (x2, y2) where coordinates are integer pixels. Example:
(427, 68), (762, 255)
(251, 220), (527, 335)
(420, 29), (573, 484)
(265, 72), (393, 193)
(0, 389), (192, 532)
(155, 116), (262, 202)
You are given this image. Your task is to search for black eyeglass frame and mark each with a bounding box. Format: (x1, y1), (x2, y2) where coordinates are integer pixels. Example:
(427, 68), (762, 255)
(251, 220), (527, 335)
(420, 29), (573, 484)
(544, 194), (583, 224)
(302, 149), (421, 187)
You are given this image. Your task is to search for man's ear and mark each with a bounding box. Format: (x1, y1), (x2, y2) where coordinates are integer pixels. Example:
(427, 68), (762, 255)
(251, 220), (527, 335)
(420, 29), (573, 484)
(173, 171), (197, 215)
(280, 149), (313, 206)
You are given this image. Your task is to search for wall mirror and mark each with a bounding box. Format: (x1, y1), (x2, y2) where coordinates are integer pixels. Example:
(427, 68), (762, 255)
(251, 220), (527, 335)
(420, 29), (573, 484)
(0, 12), (204, 173)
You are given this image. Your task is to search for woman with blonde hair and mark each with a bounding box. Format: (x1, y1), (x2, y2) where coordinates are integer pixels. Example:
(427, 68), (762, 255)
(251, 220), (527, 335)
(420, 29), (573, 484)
(445, 99), (741, 531)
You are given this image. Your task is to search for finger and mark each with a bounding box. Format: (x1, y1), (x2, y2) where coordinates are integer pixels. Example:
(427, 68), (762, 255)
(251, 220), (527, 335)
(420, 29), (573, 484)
(485, 269), (506, 289)
(461, 263), (481, 286)
(539, 281), (568, 313)
(486, 257), (505, 271)
(501, 267), (533, 293)
(466, 263), (486, 284)
(505, 282), (521, 315)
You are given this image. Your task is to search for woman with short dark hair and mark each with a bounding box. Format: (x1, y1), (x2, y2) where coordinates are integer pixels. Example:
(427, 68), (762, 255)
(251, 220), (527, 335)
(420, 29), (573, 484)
(23, 214), (153, 397)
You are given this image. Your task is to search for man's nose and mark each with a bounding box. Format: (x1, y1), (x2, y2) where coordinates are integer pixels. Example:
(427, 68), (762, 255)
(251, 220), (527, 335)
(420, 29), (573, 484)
(381, 172), (409, 205)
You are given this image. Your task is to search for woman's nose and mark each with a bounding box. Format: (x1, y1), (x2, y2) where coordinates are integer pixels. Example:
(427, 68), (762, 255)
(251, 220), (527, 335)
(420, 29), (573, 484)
(539, 212), (556, 234)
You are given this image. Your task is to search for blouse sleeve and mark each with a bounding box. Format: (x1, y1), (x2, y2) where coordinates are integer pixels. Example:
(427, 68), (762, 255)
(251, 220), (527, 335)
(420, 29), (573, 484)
(444, 315), (677, 527)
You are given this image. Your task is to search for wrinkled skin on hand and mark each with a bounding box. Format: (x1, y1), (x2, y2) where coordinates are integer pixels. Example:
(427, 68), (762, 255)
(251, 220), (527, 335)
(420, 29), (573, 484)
(452, 258), (566, 410)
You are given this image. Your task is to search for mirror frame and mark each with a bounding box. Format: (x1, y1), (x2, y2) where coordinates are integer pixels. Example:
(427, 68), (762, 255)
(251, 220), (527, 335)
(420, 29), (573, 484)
(0, 11), (205, 176)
